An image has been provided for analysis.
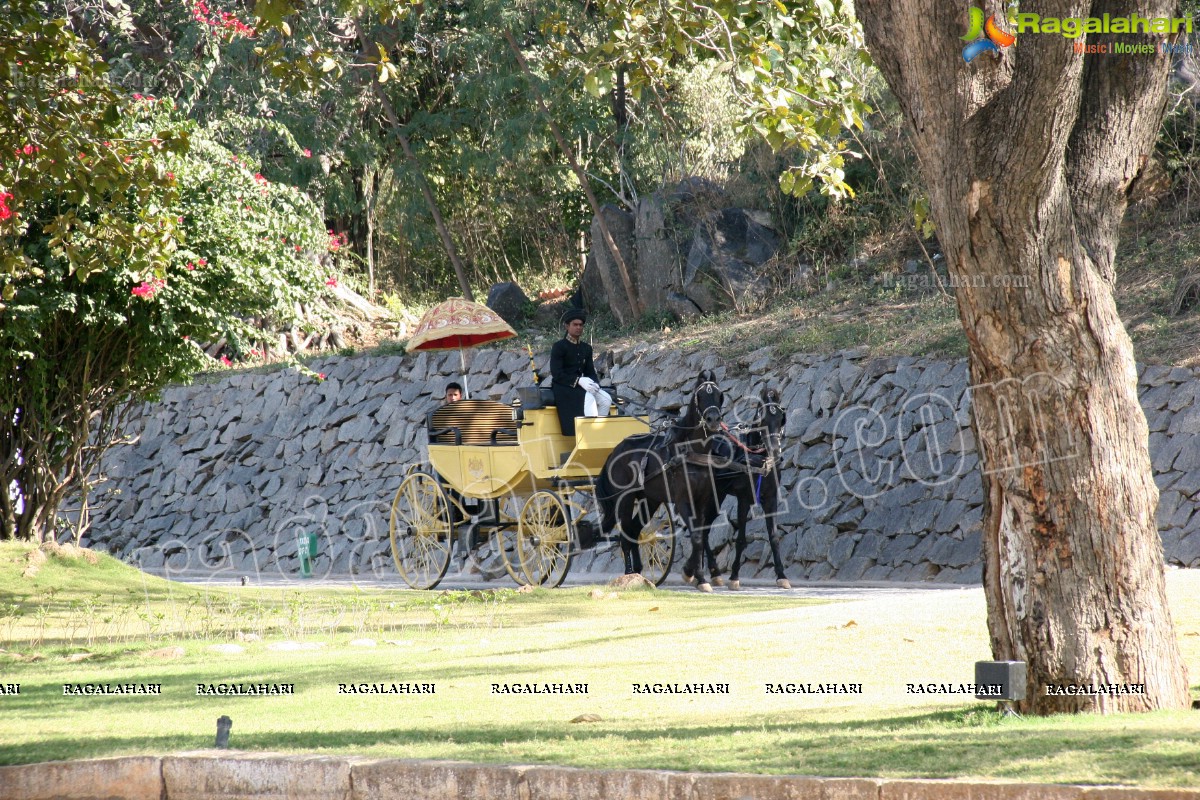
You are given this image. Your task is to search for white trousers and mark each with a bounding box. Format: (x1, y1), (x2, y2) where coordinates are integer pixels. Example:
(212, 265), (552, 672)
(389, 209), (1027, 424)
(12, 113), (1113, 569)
(583, 388), (613, 417)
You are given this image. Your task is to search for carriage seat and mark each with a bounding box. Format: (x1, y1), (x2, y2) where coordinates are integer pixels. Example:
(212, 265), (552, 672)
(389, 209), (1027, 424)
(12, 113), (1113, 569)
(517, 385), (557, 409)
(427, 399), (518, 446)
(516, 384), (624, 413)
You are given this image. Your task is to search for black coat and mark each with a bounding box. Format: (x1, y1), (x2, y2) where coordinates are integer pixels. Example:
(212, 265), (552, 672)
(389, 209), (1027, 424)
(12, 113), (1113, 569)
(550, 336), (598, 436)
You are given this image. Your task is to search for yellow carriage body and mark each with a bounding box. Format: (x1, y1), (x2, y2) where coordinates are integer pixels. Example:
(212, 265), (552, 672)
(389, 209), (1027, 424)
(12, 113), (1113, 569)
(394, 393), (673, 591)
(425, 395), (649, 499)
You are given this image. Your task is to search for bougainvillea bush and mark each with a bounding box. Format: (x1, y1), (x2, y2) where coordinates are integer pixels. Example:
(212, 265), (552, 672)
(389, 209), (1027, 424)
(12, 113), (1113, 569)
(0, 3), (327, 542)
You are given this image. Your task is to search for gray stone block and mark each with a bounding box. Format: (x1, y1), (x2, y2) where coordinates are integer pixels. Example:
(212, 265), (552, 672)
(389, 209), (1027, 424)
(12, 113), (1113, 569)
(853, 532), (885, 562)
(835, 556), (875, 581)
(826, 534), (857, 569)
(795, 524), (838, 562)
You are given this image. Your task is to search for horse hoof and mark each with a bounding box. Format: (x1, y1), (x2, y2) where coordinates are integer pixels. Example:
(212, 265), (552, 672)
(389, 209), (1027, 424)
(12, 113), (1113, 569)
(777, 579), (792, 590)
(712, 576), (725, 587)
(698, 583), (713, 593)
(729, 580), (741, 591)
(683, 574), (696, 586)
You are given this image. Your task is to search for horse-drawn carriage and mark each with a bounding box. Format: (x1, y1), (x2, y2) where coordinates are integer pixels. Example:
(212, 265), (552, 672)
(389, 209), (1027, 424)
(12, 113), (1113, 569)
(386, 385), (679, 590)
(387, 367), (790, 593)
(393, 298), (789, 593)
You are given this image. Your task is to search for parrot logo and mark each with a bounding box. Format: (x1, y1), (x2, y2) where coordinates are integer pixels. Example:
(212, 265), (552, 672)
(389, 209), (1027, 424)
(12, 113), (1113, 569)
(962, 7), (1016, 62)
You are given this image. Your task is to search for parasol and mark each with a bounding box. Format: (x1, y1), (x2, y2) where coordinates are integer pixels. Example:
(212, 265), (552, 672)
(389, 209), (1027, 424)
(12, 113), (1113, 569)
(407, 297), (517, 398)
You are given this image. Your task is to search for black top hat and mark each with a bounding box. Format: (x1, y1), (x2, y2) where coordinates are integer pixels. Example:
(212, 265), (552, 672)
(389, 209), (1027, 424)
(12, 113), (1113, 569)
(561, 307), (586, 325)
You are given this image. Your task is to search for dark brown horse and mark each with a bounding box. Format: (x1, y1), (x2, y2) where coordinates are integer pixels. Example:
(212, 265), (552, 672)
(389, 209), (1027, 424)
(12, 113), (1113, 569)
(595, 370), (725, 591)
(704, 387), (790, 589)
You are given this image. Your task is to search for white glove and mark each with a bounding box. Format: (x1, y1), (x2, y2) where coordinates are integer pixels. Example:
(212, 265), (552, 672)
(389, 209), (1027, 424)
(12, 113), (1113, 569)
(578, 377), (600, 394)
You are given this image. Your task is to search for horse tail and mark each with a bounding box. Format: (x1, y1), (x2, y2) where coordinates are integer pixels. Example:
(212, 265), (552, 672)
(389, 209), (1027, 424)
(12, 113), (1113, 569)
(595, 450), (619, 535)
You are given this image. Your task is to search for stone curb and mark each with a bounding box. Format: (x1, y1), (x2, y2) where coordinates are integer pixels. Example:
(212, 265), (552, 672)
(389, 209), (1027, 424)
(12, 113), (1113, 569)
(2, 754), (1198, 800)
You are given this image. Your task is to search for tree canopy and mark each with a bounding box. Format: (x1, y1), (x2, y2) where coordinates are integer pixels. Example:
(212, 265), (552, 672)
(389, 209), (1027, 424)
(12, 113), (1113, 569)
(0, 2), (330, 542)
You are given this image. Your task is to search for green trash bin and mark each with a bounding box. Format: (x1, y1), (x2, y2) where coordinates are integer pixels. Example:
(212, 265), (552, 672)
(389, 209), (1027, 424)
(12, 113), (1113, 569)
(296, 535), (313, 578)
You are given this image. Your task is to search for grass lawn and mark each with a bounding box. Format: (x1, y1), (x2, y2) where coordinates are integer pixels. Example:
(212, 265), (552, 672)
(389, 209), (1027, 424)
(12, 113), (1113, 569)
(3, 542), (1200, 787)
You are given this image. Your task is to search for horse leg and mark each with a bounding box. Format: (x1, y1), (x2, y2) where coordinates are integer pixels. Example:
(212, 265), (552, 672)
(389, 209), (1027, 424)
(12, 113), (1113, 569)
(618, 501), (644, 575)
(728, 492), (750, 591)
(678, 495), (714, 593)
(764, 479), (790, 589)
(704, 496), (724, 586)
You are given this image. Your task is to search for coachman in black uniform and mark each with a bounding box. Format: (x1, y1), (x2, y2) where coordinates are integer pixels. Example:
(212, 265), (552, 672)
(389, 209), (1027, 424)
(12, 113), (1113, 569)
(550, 308), (598, 437)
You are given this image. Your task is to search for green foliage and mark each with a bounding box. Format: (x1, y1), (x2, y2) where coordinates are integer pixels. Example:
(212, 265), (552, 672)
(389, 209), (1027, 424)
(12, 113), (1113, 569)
(0, 42), (328, 542)
(546, 0), (871, 200)
(0, 1), (183, 296)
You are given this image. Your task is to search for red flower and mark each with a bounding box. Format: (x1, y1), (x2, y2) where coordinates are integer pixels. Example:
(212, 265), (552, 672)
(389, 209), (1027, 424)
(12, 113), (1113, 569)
(131, 278), (166, 299)
(325, 277), (338, 287)
(303, 148), (312, 157)
(21, 144), (34, 155)
(220, 355), (232, 367)
(317, 373), (326, 381)
(197, 258), (207, 266)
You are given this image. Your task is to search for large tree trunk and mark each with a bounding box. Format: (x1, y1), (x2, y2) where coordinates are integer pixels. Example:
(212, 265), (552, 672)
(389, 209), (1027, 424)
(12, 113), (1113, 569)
(860, 0), (1190, 712)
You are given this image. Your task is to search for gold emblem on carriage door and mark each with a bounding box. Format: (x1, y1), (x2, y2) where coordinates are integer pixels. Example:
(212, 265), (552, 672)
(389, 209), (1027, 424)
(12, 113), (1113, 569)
(467, 456), (486, 481)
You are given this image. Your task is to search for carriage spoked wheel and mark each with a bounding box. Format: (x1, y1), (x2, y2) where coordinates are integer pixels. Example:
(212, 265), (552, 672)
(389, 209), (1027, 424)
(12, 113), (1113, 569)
(495, 498), (529, 586)
(636, 504), (677, 587)
(517, 491), (575, 588)
(389, 472), (453, 590)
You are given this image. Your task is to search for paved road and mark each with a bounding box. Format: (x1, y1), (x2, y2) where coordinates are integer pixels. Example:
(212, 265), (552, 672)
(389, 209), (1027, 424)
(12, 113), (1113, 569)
(152, 564), (977, 601)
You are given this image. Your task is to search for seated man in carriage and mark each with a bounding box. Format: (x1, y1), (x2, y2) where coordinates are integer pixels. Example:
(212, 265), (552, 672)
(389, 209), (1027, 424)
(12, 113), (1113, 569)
(549, 308), (611, 436)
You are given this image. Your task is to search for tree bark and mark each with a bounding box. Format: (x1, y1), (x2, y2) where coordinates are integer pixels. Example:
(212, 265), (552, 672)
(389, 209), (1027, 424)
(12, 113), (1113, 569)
(860, 0), (1190, 712)
(352, 17), (474, 301)
(503, 30), (643, 319)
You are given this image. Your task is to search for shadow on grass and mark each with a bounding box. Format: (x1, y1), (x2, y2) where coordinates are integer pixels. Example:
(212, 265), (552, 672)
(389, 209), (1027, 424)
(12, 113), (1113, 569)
(5, 709), (1200, 786)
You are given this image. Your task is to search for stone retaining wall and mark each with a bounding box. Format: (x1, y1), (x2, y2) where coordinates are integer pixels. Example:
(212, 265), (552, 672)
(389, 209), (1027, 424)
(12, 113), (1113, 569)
(76, 345), (1200, 584)
(1, 754), (1194, 800)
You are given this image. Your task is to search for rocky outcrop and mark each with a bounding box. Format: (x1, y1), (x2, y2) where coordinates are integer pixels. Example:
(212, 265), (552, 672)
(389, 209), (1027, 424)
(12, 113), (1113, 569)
(581, 180), (784, 320)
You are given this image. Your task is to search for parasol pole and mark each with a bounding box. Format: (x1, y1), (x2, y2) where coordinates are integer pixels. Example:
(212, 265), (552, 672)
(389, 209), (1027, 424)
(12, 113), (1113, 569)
(459, 344), (470, 399)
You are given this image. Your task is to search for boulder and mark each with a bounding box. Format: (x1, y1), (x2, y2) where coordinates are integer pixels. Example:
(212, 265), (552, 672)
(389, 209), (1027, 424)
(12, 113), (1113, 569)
(589, 205), (638, 325)
(485, 281), (530, 326)
(681, 208), (781, 313)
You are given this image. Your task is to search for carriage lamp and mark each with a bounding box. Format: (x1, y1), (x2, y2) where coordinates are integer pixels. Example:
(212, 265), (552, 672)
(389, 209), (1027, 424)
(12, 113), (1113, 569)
(975, 660), (1026, 715)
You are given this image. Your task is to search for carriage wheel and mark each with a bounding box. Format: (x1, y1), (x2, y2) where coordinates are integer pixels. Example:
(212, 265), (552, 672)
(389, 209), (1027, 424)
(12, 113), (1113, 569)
(518, 491), (574, 588)
(388, 473), (453, 590)
(496, 528), (529, 586)
(637, 505), (677, 587)
(493, 499), (529, 586)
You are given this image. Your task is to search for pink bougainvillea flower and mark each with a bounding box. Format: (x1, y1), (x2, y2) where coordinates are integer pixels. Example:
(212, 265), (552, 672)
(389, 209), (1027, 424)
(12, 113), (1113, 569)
(317, 373), (326, 381)
(303, 148), (312, 157)
(325, 277), (338, 287)
(166, 172), (175, 181)
(21, 144), (35, 155)
(186, 262), (196, 270)
(132, 277), (167, 299)
(197, 258), (207, 266)
(220, 355), (232, 367)
(253, 172), (267, 184)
